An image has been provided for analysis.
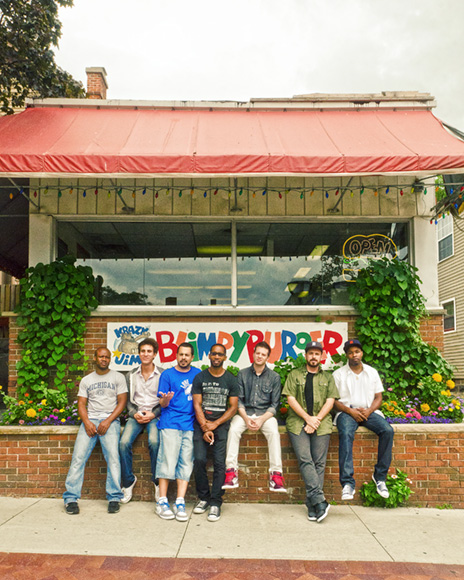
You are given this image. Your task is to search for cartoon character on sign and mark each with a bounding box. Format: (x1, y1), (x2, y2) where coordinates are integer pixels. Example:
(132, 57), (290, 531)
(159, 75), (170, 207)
(118, 331), (151, 354)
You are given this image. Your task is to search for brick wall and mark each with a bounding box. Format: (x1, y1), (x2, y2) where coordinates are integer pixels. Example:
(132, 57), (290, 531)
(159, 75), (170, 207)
(1, 424), (462, 508)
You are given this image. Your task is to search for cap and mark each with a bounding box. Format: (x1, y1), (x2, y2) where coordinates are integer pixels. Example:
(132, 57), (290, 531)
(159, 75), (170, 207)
(305, 341), (324, 353)
(343, 339), (363, 353)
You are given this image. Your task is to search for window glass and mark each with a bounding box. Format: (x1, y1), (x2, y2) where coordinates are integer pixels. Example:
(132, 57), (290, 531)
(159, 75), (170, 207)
(236, 222), (409, 305)
(58, 220), (409, 307)
(61, 222), (231, 306)
(443, 300), (455, 332)
(437, 214), (453, 262)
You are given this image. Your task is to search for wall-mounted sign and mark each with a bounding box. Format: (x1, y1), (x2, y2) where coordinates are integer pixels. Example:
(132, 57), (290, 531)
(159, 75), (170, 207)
(342, 234), (397, 281)
(107, 322), (348, 371)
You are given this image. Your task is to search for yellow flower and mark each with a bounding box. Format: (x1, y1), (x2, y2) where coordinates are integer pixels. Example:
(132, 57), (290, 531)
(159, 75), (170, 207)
(441, 390), (448, 396)
(61, 418), (66, 423)
(446, 380), (455, 389)
(18, 400), (25, 405)
(420, 403), (430, 413)
(59, 409), (65, 413)
(446, 390), (451, 396)
(26, 408), (37, 418)
(432, 373), (443, 382)
(0, 385), (3, 390)
(452, 399), (460, 405)
(41, 399), (47, 405)
(394, 410), (400, 415)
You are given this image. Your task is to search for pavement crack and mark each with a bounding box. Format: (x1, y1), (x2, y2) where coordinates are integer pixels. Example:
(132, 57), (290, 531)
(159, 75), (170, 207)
(350, 506), (395, 562)
(0, 498), (42, 527)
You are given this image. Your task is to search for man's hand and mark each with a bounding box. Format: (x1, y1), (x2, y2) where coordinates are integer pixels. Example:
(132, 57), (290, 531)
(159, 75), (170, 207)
(305, 416), (321, 431)
(204, 420), (219, 432)
(203, 430), (214, 444)
(247, 416), (265, 431)
(84, 420), (97, 438)
(304, 423), (316, 434)
(350, 408), (367, 423)
(97, 418), (111, 435)
(159, 392), (174, 407)
(134, 411), (155, 424)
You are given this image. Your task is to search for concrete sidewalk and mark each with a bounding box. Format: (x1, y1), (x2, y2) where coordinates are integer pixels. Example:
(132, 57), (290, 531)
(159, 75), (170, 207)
(0, 497), (463, 564)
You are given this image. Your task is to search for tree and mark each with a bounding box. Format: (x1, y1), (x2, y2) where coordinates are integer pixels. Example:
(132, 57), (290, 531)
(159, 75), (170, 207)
(0, 0), (84, 115)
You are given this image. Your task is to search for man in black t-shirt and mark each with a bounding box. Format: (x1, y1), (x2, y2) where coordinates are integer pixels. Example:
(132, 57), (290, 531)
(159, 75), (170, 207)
(192, 343), (239, 522)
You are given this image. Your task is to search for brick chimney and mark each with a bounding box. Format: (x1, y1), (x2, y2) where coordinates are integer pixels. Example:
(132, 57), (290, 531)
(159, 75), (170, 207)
(86, 67), (108, 99)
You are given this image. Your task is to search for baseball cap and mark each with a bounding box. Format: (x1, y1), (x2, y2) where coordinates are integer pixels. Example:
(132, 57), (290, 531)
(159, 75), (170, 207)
(343, 339), (363, 353)
(305, 341), (324, 353)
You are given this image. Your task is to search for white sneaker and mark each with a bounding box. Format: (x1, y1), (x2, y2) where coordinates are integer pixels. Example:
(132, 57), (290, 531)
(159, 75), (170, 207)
(121, 476), (137, 504)
(372, 475), (390, 499)
(341, 484), (355, 500)
(173, 501), (188, 522)
(155, 499), (175, 520)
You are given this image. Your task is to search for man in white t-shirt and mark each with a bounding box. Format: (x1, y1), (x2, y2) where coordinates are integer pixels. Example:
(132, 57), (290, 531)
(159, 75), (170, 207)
(333, 339), (394, 502)
(63, 347), (127, 515)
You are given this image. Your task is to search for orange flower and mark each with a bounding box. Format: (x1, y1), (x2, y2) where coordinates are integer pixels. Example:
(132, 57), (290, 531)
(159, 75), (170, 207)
(446, 379), (455, 389)
(432, 373), (442, 383)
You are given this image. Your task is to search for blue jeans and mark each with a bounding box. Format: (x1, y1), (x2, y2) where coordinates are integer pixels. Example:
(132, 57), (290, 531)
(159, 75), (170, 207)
(119, 417), (159, 488)
(63, 419), (123, 504)
(156, 429), (194, 481)
(337, 411), (394, 488)
(288, 429), (331, 508)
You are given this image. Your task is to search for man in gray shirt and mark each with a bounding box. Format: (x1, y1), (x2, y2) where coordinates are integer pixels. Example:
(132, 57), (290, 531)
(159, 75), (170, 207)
(63, 347), (127, 515)
(223, 341), (287, 492)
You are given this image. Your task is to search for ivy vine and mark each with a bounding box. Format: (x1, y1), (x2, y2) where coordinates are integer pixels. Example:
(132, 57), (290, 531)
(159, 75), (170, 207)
(14, 255), (98, 401)
(349, 257), (453, 397)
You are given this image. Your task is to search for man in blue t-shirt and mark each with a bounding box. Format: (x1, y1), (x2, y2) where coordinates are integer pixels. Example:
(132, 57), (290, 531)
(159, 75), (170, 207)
(155, 342), (200, 521)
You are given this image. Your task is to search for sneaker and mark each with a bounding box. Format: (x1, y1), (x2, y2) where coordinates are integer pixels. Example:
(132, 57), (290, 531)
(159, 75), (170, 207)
(121, 475), (137, 504)
(154, 481), (160, 502)
(207, 505), (221, 522)
(315, 501), (330, 523)
(65, 502), (79, 515)
(222, 468), (238, 489)
(193, 500), (210, 514)
(173, 501), (188, 522)
(156, 499), (175, 520)
(269, 471), (287, 493)
(372, 475), (390, 499)
(108, 501), (120, 514)
(341, 484), (355, 500)
(307, 508), (317, 522)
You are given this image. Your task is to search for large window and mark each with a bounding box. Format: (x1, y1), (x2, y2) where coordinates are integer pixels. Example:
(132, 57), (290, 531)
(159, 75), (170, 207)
(58, 220), (409, 307)
(437, 214), (453, 262)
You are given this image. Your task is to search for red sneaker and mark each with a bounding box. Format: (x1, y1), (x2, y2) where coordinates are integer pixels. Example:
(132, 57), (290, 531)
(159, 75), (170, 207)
(269, 471), (287, 492)
(222, 468), (239, 489)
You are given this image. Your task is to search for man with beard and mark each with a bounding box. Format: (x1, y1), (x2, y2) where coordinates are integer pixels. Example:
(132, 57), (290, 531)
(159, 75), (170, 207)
(283, 341), (338, 523)
(155, 343), (200, 521)
(333, 339), (394, 501)
(192, 344), (239, 522)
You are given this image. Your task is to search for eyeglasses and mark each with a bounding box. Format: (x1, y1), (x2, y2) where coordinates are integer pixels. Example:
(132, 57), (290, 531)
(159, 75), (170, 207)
(210, 352), (226, 357)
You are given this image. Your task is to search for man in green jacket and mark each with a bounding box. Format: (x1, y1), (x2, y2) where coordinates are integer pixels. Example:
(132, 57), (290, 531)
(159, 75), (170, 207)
(283, 341), (339, 523)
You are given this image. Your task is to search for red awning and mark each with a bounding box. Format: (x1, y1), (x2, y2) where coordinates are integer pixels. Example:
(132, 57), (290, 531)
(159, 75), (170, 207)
(0, 106), (464, 176)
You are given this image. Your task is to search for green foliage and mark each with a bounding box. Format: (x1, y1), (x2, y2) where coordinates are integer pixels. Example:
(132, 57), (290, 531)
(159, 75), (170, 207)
(349, 258), (454, 399)
(0, 0), (84, 114)
(360, 469), (413, 508)
(436, 503), (453, 510)
(273, 355), (306, 421)
(13, 255), (97, 405)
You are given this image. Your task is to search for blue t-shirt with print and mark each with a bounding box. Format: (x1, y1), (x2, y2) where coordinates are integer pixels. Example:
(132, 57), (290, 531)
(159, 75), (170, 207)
(157, 366), (201, 431)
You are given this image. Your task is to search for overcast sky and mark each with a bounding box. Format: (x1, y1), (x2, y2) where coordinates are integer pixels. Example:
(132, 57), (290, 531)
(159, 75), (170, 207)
(55, 0), (464, 129)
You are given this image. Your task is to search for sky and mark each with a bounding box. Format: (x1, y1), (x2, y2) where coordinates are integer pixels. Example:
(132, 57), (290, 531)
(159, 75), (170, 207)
(55, 0), (464, 129)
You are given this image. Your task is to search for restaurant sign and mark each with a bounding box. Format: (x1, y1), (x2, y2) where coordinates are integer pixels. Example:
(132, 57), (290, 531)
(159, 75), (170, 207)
(107, 322), (348, 371)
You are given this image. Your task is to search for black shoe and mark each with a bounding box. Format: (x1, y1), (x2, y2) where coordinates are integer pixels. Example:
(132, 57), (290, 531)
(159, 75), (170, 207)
(307, 508), (317, 521)
(315, 501), (330, 523)
(108, 501), (120, 514)
(65, 502), (79, 515)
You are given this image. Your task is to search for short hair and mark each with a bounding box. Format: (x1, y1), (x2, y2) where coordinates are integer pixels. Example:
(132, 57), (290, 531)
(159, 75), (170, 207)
(178, 342), (194, 355)
(94, 346), (111, 357)
(209, 343), (226, 354)
(254, 341), (271, 356)
(138, 338), (159, 354)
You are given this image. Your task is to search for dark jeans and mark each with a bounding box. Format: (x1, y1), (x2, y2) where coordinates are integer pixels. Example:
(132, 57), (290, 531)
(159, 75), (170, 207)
(288, 428), (331, 508)
(337, 411), (394, 488)
(193, 421), (229, 507)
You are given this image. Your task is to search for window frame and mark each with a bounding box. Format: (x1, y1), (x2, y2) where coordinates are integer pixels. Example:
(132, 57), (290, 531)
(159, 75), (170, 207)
(442, 298), (456, 334)
(437, 214), (454, 263)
